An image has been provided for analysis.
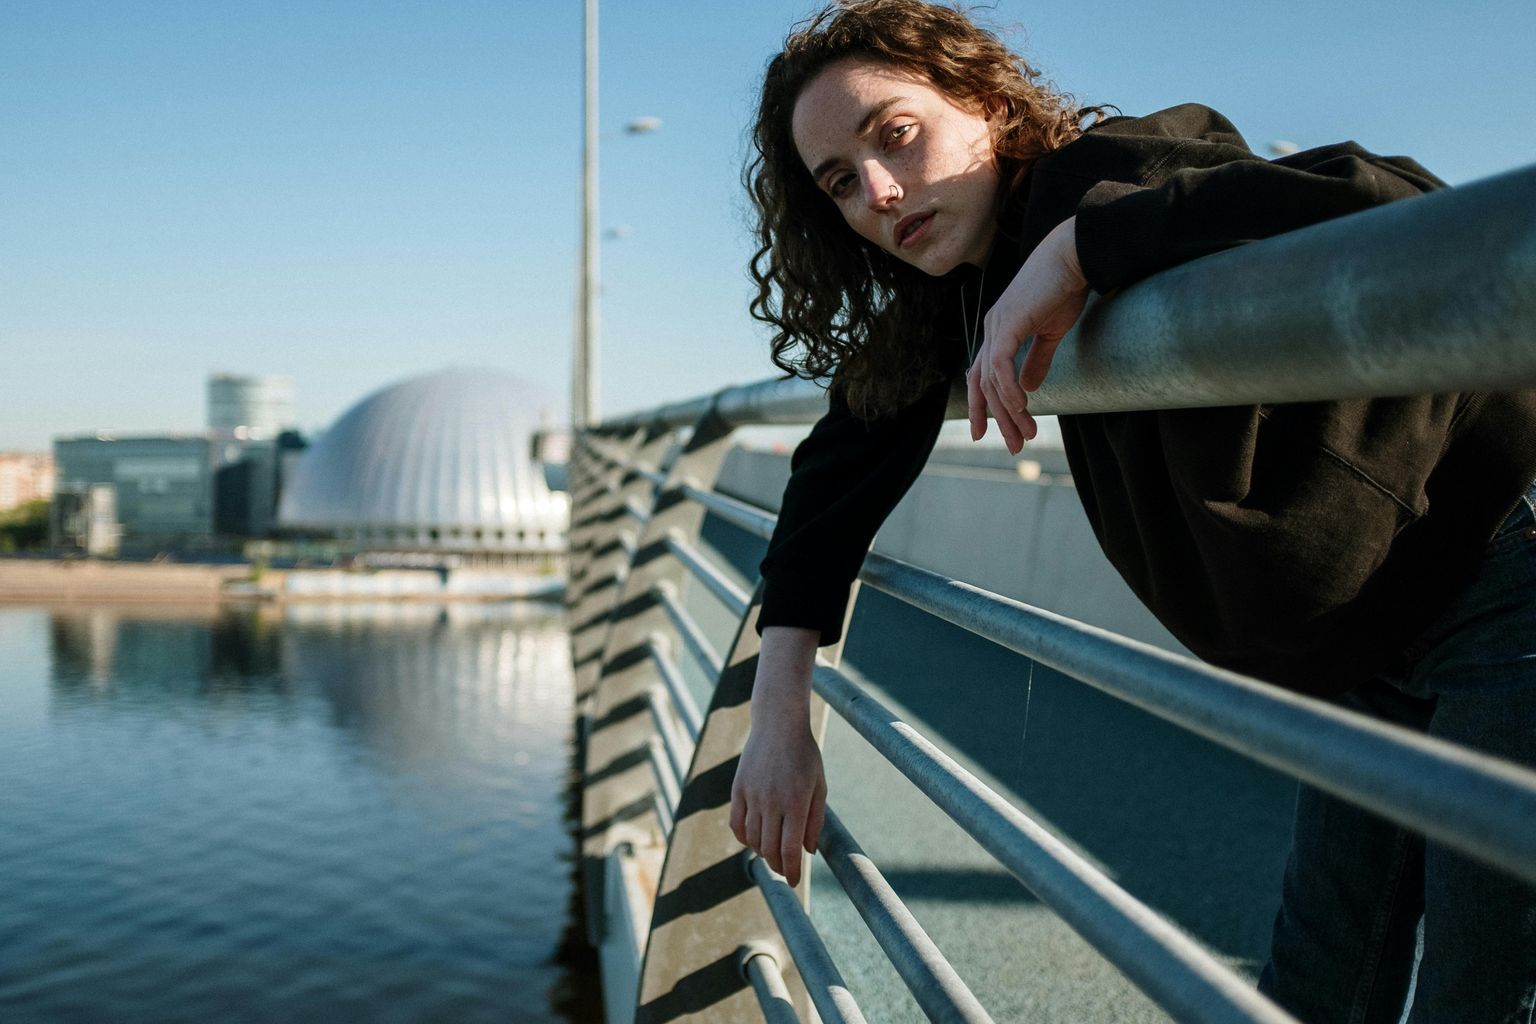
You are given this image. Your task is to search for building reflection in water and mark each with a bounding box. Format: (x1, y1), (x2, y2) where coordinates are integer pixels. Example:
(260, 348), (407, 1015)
(3, 600), (598, 1024)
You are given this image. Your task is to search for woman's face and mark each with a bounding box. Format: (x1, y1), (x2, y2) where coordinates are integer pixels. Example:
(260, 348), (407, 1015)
(791, 57), (1002, 276)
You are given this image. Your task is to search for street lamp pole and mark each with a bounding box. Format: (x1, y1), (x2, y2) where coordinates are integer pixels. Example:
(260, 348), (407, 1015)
(575, 0), (600, 429)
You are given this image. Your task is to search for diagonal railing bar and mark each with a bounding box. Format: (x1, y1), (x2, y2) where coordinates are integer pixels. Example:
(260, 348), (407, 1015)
(743, 951), (801, 1024)
(620, 497), (648, 523)
(858, 552), (1536, 887)
(811, 663), (1299, 1024)
(651, 788), (675, 838)
(653, 583), (724, 678)
(681, 484), (777, 541)
(664, 532), (752, 618)
(645, 636), (704, 742)
(648, 735), (683, 814)
(818, 807), (995, 1024)
(747, 854), (871, 1024)
(646, 686), (694, 792)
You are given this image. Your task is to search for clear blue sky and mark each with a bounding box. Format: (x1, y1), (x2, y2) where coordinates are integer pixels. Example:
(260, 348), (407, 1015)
(3, 0), (1533, 451)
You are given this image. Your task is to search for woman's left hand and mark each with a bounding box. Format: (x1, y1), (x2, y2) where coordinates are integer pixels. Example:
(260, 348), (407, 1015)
(966, 215), (1089, 454)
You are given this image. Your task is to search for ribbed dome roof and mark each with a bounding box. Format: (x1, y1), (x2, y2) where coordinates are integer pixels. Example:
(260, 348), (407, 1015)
(278, 369), (567, 547)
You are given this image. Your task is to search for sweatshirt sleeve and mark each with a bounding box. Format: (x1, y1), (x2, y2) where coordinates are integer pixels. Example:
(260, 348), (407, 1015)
(1072, 115), (1445, 293)
(757, 375), (951, 645)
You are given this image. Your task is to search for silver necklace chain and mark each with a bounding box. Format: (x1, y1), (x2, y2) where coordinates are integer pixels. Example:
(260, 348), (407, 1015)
(960, 262), (988, 363)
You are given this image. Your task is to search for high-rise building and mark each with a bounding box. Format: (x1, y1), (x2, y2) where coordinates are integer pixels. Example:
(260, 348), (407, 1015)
(207, 374), (294, 440)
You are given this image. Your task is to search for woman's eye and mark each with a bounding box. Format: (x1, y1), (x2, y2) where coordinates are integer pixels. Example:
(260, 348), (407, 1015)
(885, 123), (915, 146)
(829, 173), (856, 198)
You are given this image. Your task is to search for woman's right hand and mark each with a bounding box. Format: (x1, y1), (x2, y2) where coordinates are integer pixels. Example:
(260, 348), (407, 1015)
(729, 626), (825, 887)
(967, 215), (1088, 454)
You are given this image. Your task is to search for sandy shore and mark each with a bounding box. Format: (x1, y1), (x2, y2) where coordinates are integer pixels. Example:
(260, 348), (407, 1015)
(0, 559), (565, 604)
(0, 559), (248, 603)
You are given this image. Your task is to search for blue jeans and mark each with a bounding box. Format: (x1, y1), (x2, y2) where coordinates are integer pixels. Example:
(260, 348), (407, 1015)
(1259, 478), (1536, 1024)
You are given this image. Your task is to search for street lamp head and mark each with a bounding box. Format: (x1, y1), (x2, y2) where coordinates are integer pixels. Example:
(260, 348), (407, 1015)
(625, 116), (663, 135)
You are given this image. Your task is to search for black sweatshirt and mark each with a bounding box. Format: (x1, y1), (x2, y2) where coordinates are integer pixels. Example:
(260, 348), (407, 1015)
(756, 104), (1536, 696)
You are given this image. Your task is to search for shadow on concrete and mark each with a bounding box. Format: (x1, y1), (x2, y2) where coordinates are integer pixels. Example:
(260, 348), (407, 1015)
(584, 743), (652, 790)
(634, 950), (745, 1024)
(649, 852), (754, 930)
(572, 590), (657, 639)
(581, 794), (656, 842)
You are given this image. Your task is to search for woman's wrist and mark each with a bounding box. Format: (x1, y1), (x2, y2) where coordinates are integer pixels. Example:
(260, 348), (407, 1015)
(1051, 215), (1086, 287)
(752, 625), (819, 724)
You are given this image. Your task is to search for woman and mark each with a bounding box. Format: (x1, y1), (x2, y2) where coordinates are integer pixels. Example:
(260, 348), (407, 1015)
(727, 1), (1536, 1021)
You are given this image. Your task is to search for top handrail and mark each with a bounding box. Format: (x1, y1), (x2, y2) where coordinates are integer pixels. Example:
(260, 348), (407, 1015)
(594, 162), (1536, 435)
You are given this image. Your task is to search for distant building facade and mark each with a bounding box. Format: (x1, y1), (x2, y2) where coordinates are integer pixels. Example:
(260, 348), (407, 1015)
(207, 374), (294, 440)
(52, 433), (302, 554)
(0, 453), (56, 512)
(213, 431), (307, 539)
(46, 374), (302, 555)
(53, 436), (216, 552)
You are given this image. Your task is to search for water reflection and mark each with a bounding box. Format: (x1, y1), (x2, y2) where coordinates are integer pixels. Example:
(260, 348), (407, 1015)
(1, 601), (599, 1024)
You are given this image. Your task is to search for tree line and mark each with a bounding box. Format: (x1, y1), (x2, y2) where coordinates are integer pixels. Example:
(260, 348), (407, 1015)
(0, 500), (49, 553)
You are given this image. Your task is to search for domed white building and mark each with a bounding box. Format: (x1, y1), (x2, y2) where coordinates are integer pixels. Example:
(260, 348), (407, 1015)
(278, 369), (567, 564)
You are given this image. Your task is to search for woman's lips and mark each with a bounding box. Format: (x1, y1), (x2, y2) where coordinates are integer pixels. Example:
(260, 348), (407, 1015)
(896, 212), (933, 249)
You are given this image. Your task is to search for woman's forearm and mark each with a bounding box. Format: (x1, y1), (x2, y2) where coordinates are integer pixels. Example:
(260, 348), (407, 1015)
(752, 625), (820, 724)
(731, 623), (827, 886)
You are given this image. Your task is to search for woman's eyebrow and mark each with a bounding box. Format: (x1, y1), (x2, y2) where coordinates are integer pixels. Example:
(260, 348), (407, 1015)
(809, 96), (908, 183)
(855, 96), (907, 137)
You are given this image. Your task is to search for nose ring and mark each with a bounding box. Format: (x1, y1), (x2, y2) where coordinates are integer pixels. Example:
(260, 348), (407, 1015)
(889, 184), (899, 198)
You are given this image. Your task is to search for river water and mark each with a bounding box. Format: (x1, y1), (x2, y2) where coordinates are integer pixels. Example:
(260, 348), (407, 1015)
(0, 601), (601, 1024)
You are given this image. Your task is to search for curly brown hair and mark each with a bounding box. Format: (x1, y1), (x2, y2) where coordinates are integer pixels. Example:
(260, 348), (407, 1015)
(746, 0), (1104, 418)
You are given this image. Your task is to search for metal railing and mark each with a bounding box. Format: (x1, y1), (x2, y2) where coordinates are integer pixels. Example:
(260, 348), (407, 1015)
(570, 163), (1536, 1024)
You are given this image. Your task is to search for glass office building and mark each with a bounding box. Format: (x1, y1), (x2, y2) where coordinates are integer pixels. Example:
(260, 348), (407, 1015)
(53, 436), (216, 551)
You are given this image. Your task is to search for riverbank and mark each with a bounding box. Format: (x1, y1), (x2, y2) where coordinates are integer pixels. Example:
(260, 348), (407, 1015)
(0, 558), (566, 604)
(0, 558), (246, 603)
